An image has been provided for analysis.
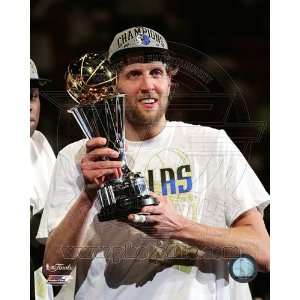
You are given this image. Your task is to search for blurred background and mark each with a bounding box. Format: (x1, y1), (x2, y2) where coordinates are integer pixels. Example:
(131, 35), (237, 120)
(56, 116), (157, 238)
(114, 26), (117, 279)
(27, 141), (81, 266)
(31, 0), (269, 299)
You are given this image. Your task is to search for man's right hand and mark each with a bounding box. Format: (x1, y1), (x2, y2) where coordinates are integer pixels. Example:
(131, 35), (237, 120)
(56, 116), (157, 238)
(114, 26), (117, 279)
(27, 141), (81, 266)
(81, 137), (122, 186)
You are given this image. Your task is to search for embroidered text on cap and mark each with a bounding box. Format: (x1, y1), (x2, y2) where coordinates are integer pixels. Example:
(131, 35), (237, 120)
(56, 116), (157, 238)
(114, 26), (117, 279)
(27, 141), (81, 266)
(108, 27), (168, 61)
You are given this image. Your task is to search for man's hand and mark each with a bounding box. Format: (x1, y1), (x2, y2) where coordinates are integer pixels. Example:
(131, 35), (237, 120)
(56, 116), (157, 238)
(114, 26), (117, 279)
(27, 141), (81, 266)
(81, 137), (122, 186)
(128, 192), (188, 239)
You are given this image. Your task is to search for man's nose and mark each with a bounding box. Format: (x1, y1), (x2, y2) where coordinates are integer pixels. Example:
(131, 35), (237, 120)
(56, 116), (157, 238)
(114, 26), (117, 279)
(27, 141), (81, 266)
(140, 75), (154, 92)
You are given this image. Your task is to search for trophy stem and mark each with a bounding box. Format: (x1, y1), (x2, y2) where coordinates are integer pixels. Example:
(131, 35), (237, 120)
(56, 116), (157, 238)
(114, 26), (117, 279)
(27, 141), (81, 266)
(69, 107), (93, 139)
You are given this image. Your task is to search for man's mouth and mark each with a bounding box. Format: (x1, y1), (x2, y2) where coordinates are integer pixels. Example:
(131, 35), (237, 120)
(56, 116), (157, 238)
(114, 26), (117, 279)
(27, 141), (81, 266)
(138, 98), (158, 104)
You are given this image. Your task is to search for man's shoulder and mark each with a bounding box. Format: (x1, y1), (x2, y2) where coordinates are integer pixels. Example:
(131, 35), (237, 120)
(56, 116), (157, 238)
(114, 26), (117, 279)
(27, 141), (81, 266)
(31, 130), (55, 156)
(31, 130), (47, 143)
(167, 121), (223, 138)
(58, 139), (87, 160)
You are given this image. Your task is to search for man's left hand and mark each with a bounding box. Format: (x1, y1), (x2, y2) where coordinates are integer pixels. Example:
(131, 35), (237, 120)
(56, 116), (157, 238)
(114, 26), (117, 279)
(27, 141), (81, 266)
(128, 192), (189, 240)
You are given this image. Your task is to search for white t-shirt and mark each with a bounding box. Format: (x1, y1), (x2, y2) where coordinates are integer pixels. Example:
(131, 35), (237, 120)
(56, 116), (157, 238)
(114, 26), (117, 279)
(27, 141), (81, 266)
(38, 122), (269, 300)
(31, 130), (56, 215)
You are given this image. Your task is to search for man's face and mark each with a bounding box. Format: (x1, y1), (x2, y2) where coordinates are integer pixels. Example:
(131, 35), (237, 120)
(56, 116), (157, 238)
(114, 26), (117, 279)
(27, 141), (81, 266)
(117, 62), (171, 126)
(30, 88), (40, 137)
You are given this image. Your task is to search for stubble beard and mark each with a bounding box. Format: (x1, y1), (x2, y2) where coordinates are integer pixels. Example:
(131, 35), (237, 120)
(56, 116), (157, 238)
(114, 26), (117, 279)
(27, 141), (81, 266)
(125, 98), (169, 128)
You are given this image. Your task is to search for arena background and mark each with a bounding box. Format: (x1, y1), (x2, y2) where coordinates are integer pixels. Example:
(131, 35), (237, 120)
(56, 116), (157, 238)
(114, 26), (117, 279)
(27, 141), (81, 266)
(30, 0), (270, 299)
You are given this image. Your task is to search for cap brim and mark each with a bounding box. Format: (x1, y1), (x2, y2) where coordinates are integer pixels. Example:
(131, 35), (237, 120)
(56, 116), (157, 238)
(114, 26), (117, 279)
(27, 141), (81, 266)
(30, 78), (51, 88)
(110, 47), (170, 66)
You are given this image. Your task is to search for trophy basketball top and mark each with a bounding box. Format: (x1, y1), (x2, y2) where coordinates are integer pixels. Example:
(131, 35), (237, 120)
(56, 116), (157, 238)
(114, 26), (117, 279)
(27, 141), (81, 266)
(66, 53), (118, 104)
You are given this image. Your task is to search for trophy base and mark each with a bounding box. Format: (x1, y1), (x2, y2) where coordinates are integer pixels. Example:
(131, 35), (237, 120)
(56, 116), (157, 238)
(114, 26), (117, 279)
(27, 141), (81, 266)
(98, 195), (158, 221)
(96, 173), (158, 222)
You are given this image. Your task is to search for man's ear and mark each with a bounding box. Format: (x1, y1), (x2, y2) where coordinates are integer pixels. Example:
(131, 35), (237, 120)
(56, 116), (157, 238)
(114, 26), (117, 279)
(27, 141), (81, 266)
(167, 66), (178, 85)
(168, 75), (172, 87)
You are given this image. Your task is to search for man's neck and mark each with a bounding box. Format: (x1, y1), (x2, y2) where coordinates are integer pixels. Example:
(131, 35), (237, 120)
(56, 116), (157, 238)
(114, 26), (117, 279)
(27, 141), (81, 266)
(125, 117), (167, 141)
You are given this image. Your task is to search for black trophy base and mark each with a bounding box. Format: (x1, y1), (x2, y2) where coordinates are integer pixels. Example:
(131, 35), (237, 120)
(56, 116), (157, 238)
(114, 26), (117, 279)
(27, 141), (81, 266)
(97, 195), (157, 221)
(96, 174), (158, 222)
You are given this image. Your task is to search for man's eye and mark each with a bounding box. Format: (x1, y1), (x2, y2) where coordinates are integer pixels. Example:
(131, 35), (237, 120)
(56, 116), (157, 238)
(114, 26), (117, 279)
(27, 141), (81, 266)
(151, 69), (163, 77)
(30, 93), (39, 101)
(127, 71), (140, 78)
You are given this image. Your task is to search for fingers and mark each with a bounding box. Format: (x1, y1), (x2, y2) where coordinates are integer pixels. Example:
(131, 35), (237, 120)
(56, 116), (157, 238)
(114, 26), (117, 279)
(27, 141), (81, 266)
(128, 213), (159, 224)
(82, 138), (122, 185)
(81, 160), (122, 170)
(86, 137), (107, 152)
(114, 167), (123, 178)
(127, 214), (171, 238)
(142, 214), (160, 224)
(82, 168), (117, 185)
(130, 214), (147, 223)
(141, 205), (161, 214)
(149, 191), (164, 202)
(140, 194), (163, 214)
(86, 138), (120, 159)
(81, 158), (122, 185)
(82, 148), (120, 162)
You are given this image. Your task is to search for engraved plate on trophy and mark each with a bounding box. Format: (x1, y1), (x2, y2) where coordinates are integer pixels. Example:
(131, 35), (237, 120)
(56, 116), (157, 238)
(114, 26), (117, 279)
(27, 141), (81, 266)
(65, 53), (158, 221)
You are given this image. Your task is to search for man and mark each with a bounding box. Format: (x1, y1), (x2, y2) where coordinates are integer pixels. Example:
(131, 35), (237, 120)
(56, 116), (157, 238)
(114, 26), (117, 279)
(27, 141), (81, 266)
(38, 27), (270, 299)
(30, 58), (56, 300)
(30, 59), (56, 216)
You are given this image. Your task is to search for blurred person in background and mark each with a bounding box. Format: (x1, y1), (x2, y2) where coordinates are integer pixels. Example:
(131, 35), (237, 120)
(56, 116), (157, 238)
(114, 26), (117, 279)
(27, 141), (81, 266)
(30, 58), (56, 300)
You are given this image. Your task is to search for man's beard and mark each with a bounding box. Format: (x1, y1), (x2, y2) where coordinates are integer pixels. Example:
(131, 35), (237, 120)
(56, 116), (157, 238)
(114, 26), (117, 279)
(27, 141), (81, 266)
(125, 99), (169, 127)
